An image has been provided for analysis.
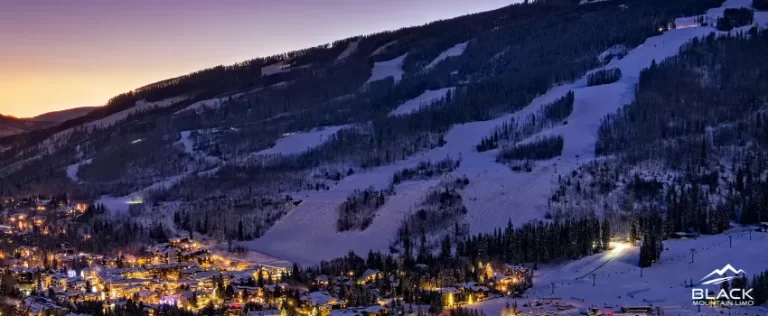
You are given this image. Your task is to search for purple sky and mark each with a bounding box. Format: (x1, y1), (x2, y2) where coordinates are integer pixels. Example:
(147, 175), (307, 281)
(0, 0), (513, 118)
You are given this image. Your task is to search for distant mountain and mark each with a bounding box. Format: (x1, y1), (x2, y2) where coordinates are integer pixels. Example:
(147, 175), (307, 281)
(0, 107), (96, 138)
(31, 106), (96, 123)
(0, 114), (50, 137)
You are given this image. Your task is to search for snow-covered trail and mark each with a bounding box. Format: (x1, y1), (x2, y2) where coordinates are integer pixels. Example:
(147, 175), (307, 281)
(389, 88), (455, 116)
(65, 158), (93, 183)
(245, 180), (439, 265)
(246, 0), (753, 265)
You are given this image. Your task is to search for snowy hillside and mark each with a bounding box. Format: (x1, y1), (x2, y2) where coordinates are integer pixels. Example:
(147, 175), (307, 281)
(243, 0), (762, 265)
(471, 231), (768, 315)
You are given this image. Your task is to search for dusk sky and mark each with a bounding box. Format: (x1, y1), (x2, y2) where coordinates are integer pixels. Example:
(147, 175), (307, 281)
(0, 0), (513, 118)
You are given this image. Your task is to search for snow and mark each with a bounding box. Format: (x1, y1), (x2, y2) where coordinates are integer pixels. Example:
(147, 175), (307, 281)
(96, 172), (191, 214)
(470, 231), (768, 316)
(255, 125), (350, 157)
(371, 41), (397, 56)
(389, 87), (455, 116)
(65, 158), (92, 183)
(179, 131), (194, 154)
(208, 245), (291, 270)
(175, 93), (245, 114)
(336, 39), (360, 61)
(239, 0), (768, 265)
(178, 131), (221, 165)
(598, 44), (628, 63)
(366, 54), (407, 84)
(244, 179), (440, 265)
(261, 61), (290, 77)
(86, 96), (186, 129)
(423, 41), (468, 70)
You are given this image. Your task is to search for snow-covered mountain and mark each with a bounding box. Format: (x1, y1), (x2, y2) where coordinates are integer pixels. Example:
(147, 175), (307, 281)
(2, 0), (767, 268)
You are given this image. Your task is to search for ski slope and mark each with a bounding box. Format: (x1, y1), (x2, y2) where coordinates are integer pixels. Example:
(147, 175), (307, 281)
(96, 172), (191, 213)
(423, 41), (468, 70)
(255, 125), (350, 157)
(86, 96), (187, 129)
(261, 61), (290, 76)
(371, 41), (397, 56)
(470, 231), (768, 316)
(65, 158), (92, 183)
(245, 0), (759, 265)
(389, 88), (455, 116)
(366, 54), (407, 84)
(175, 94), (242, 114)
(336, 39), (360, 61)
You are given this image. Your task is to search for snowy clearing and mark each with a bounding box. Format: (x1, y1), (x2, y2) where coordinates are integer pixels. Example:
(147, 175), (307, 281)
(97, 172), (191, 214)
(389, 87), (455, 116)
(336, 39), (360, 61)
(179, 131), (194, 154)
(177, 131), (221, 165)
(255, 125), (350, 157)
(65, 158), (92, 183)
(175, 93), (244, 114)
(366, 54), (407, 84)
(423, 41), (468, 70)
(261, 61), (290, 77)
(244, 180), (440, 265)
(471, 231), (768, 316)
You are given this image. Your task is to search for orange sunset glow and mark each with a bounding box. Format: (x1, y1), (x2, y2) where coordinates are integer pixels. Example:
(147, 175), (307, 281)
(0, 0), (510, 118)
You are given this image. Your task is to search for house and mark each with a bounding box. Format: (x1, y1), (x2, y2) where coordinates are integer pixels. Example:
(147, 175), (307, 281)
(759, 222), (768, 232)
(315, 275), (330, 287)
(301, 291), (346, 311)
(482, 263), (533, 294)
(357, 269), (382, 284)
(23, 296), (68, 316)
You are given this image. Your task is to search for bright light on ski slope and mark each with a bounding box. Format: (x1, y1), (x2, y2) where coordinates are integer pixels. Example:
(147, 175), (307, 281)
(241, 0), (768, 266)
(365, 54), (407, 84)
(469, 231), (768, 316)
(389, 87), (455, 116)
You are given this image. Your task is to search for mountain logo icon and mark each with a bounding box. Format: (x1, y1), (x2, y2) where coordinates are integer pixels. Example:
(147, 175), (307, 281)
(700, 264), (746, 285)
